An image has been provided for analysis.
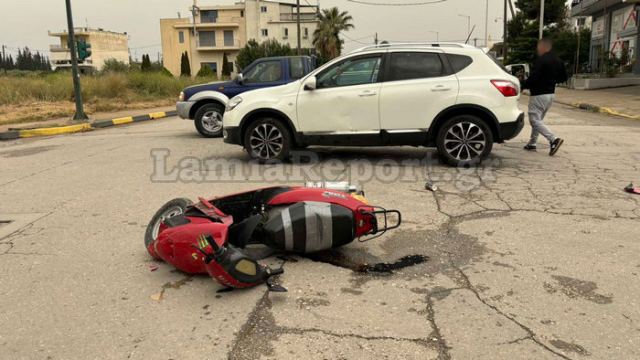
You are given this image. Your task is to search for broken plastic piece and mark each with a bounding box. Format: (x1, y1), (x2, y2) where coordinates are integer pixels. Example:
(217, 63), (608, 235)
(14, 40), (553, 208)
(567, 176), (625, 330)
(625, 183), (640, 195)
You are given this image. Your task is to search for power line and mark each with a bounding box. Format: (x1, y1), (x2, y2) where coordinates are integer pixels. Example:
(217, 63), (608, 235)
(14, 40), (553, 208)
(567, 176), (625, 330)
(347, 0), (447, 6)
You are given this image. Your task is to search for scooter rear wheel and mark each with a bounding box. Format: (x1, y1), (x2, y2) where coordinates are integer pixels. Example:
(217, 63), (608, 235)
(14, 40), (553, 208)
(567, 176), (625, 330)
(144, 198), (193, 249)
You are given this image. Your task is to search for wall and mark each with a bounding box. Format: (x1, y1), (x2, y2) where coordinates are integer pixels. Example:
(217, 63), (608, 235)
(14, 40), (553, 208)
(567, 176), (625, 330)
(160, 18), (192, 76)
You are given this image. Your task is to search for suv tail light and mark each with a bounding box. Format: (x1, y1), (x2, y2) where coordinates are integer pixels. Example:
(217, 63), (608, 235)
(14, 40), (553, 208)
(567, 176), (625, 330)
(491, 80), (519, 97)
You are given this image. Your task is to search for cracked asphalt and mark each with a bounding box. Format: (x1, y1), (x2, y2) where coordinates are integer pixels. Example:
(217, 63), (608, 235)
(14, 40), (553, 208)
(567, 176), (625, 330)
(1, 99), (639, 359)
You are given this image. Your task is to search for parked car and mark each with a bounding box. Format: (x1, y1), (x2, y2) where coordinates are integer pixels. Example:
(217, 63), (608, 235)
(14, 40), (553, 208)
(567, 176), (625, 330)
(506, 63), (530, 82)
(176, 56), (316, 137)
(222, 43), (524, 167)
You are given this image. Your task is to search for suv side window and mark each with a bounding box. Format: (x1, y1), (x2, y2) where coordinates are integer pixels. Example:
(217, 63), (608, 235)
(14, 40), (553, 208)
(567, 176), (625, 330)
(316, 55), (382, 89)
(446, 54), (473, 73)
(289, 57), (306, 80)
(387, 52), (444, 81)
(243, 60), (283, 84)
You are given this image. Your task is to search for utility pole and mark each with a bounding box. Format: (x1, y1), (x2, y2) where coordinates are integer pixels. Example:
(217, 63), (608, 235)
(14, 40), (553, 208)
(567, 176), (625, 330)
(375, 32), (379, 45)
(296, 0), (302, 55)
(502, 0), (508, 61)
(539, 0), (545, 39)
(484, 0), (489, 47)
(65, 0), (88, 121)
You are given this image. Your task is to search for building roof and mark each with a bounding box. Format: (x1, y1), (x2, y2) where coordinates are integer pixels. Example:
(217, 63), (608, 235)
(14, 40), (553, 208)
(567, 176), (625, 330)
(49, 27), (128, 38)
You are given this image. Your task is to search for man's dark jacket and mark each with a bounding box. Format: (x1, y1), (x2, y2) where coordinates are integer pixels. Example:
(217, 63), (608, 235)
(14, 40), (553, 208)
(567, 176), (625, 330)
(522, 51), (568, 96)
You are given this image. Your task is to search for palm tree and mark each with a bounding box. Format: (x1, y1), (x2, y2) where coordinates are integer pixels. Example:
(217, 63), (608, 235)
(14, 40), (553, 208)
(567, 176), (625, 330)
(313, 7), (355, 61)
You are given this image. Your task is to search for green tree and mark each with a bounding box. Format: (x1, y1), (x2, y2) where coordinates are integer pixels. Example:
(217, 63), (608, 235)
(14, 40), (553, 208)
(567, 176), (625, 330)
(141, 54), (152, 72)
(506, 0), (588, 74)
(313, 7), (354, 61)
(180, 51), (191, 77)
(222, 52), (232, 77)
(196, 64), (216, 78)
(235, 39), (294, 70)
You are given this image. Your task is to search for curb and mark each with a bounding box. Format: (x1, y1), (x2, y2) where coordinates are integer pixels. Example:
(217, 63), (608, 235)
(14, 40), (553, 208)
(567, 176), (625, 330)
(525, 94), (640, 120)
(0, 110), (177, 140)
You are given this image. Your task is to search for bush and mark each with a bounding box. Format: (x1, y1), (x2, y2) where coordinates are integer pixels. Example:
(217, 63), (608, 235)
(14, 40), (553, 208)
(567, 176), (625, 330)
(102, 59), (129, 73)
(0, 71), (200, 106)
(196, 64), (216, 78)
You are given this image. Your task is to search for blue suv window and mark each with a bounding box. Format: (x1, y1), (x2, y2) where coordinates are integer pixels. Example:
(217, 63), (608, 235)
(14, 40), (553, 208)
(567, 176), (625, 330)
(244, 60), (283, 83)
(289, 58), (306, 80)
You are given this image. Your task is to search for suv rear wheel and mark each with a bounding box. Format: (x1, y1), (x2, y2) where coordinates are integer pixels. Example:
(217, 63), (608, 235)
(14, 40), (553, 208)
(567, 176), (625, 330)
(194, 103), (224, 138)
(436, 115), (493, 167)
(244, 118), (291, 163)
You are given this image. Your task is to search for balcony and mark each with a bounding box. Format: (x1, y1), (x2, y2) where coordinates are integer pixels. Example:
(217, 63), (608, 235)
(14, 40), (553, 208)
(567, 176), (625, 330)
(49, 45), (69, 53)
(174, 18), (241, 29)
(278, 13), (318, 22)
(571, 0), (625, 17)
(197, 39), (242, 51)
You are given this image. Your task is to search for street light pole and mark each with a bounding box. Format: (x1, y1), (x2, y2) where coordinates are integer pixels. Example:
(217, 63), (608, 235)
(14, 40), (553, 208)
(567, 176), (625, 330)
(539, 0), (545, 39)
(296, 0), (302, 55)
(503, 0), (508, 61)
(484, 0), (489, 47)
(65, 0), (88, 121)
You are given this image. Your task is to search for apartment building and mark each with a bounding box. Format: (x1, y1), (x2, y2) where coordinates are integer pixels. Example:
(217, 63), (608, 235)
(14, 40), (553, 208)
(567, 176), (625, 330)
(48, 28), (129, 71)
(160, 0), (319, 77)
(571, 0), (640, 74)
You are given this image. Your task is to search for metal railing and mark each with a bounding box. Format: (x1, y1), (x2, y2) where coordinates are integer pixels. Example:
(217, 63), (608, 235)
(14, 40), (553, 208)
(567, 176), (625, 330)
(279, 13), (317, 21)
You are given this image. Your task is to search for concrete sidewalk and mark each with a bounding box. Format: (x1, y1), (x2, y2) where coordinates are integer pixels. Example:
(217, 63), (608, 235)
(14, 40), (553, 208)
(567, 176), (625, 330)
(552, 86), (640, 119)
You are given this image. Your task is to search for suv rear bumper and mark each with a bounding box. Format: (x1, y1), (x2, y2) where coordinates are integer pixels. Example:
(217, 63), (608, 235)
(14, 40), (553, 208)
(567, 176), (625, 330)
(223, 126), (242, 145)
(499, 112), (525, 141)
(176, 101), (195, 120)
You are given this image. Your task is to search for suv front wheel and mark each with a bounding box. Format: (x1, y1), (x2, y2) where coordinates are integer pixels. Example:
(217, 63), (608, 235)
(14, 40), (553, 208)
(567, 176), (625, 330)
(194, 103), (224, 138)
(436, 115), (493, 167)
(244, 118), (291, 163)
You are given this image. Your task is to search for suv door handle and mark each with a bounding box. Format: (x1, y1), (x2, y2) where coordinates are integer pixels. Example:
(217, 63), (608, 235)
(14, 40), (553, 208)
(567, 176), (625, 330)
(431, 85), (451, 92)
(358, 90), (377, 97)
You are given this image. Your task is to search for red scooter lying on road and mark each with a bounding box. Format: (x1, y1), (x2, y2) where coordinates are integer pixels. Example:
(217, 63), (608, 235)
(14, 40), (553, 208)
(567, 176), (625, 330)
(144, 186), (401, 291)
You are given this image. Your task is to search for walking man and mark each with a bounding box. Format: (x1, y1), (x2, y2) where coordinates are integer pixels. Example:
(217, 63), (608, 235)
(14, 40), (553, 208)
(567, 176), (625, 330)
(522, 38), (567, 156)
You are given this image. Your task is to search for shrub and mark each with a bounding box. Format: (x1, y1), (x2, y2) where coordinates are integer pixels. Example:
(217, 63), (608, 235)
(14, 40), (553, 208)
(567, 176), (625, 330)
(102, 59), (129, 73)
(196, 64), (216, 78)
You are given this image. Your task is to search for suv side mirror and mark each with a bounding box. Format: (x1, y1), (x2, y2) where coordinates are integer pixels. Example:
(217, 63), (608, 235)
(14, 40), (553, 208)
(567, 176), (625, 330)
(303, 76), (317, 91)
(236, 73), (244, 85)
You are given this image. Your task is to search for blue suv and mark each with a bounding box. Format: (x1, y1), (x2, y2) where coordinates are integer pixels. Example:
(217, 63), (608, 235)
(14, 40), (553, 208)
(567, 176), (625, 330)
(177, 56), (316, 137)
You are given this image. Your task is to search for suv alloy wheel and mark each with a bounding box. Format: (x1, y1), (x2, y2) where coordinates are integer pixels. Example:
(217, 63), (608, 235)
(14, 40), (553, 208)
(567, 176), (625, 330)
(244, 118), (292, 163)
(436, 115), (493, 167)
(194, 103), (224, 138)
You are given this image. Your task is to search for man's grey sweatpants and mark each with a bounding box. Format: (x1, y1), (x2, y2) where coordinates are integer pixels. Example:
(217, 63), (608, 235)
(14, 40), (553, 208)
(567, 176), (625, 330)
(527, 94), (557, 145)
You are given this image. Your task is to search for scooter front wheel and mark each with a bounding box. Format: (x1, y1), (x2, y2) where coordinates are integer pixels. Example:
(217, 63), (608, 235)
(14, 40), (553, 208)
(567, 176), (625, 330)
(144, 198), (193, 250)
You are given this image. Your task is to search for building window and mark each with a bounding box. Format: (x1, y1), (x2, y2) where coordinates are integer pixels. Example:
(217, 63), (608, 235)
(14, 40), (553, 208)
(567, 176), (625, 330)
(224, 30), (234, 46)
(304, 27), (309, 39)
(261, 29), (268, 37)
(240, 10), (244, 17)
(202, 62), (218, 73)
(201, 10), (218, 23)
(199, 31), (216, 47)
(261, 6), (268, 13)
(283, 28), (289, 39)
(178, 31), (185, 44)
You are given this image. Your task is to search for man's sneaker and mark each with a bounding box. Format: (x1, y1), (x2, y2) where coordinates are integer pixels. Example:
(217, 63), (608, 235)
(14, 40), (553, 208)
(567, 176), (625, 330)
(523, 144), (537, 151)
(550, 138), (564, 156)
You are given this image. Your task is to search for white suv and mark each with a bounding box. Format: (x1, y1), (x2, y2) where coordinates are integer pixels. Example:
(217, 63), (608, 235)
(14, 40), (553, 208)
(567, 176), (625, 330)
(223, 43), (524, 166)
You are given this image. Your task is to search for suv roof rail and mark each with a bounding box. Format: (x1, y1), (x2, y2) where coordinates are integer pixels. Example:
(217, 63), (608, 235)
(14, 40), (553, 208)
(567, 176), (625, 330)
(350, 42), (478, 53)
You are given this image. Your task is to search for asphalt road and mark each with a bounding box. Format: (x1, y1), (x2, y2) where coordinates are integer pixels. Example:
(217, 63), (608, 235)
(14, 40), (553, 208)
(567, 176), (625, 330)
(1, 100), (639, 359)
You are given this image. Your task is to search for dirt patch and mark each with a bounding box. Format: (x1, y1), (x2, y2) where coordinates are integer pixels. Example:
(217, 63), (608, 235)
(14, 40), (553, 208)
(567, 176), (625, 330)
(0, 99), (174, 128)
(545, 275), (613, 305)
(549, 339), (590, 356)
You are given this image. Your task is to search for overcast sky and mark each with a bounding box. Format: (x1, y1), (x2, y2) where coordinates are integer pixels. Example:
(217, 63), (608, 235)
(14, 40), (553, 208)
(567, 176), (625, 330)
(0, 0), (512, 60)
